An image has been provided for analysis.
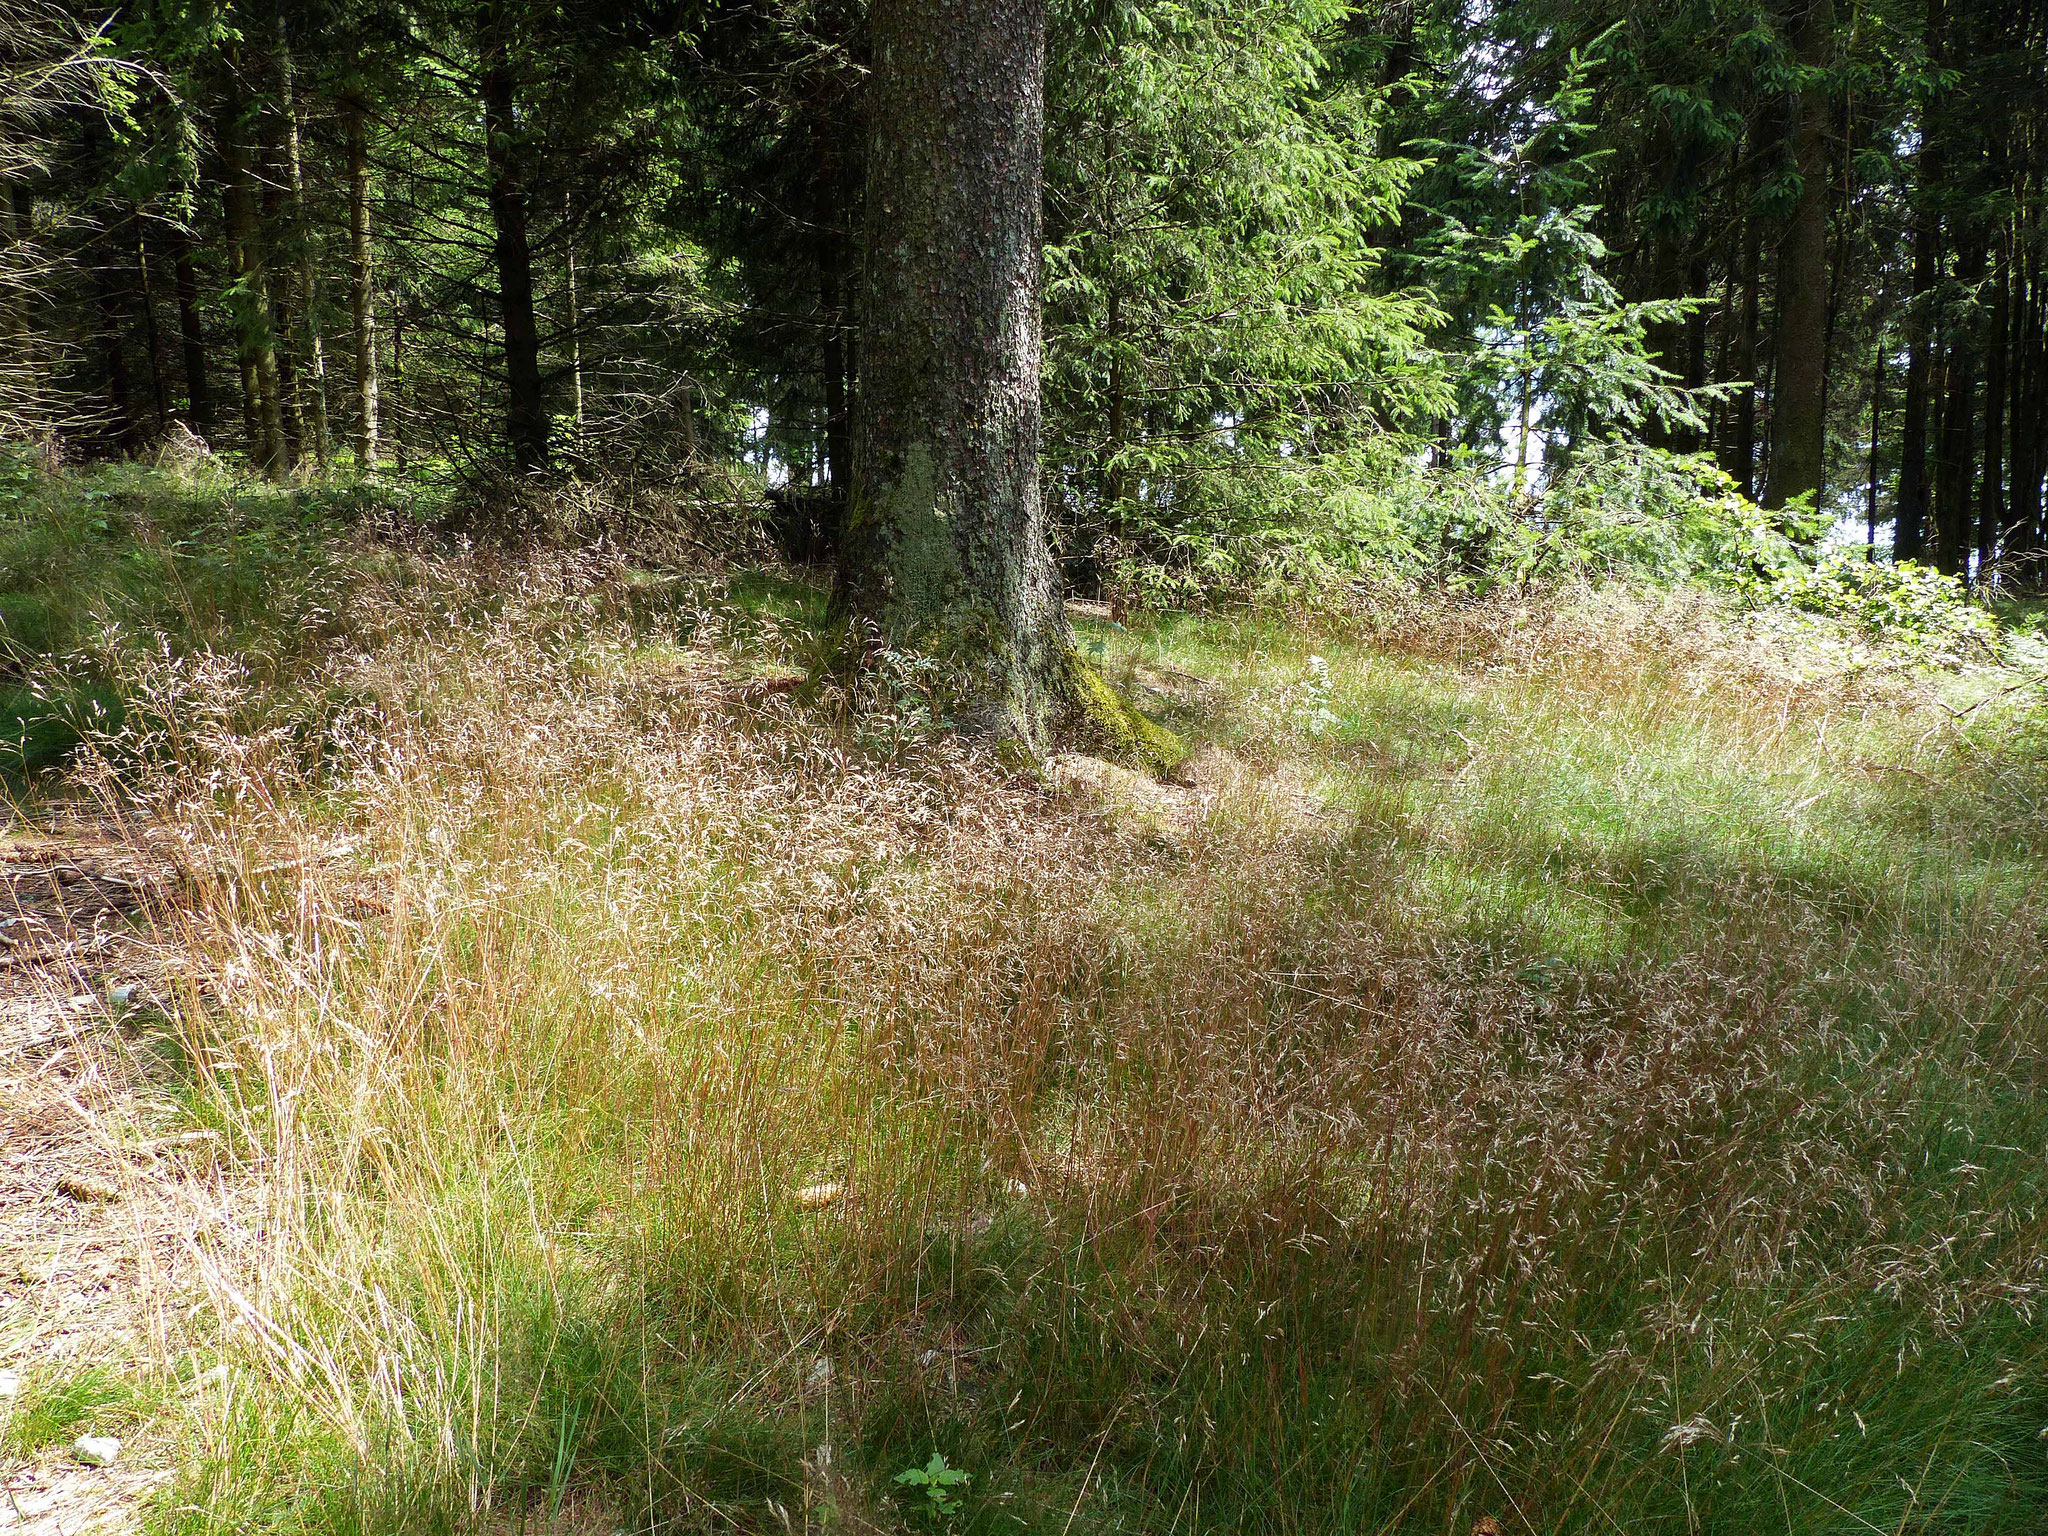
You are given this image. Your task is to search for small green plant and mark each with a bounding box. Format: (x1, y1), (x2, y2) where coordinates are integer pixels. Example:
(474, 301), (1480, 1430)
(894, 1452), (971, 1522)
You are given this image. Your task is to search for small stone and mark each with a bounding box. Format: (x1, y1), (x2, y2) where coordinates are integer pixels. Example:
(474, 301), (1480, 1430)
(73, 1435), (120, 1467)
(795, 1182), (846, 1209)
(57, 1173), (122, 1203)
(0, 1367), (19, 1397)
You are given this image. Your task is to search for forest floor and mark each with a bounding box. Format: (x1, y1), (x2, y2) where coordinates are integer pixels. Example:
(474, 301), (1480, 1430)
(3, 465), (2048, 1536)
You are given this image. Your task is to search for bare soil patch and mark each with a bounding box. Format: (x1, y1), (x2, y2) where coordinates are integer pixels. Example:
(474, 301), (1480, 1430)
(1, 829), (193, 1535)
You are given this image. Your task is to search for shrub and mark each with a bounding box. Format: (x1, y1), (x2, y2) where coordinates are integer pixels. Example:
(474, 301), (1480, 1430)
(1759, 549), (2002, 662)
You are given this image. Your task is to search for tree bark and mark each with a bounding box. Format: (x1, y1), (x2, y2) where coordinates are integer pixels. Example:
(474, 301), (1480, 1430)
(134, 214), (169, 436)
(1762, 0), (1835, 511)
(1867, 319), (1885, 546)
(258, 103), (304, 468)
(342, 89), (378, 469)
(219, 65), (287, 478)
(283, 34), (328, 469)
(93, 235), (141, 455)
(840, 0), (1068, 748)
(168, 218), (212, 437)
(1721, 206), (1763, 499)
(1979, 229), (2010, 579)
(478, 15), (549, 477)
(1896, 165), (1941, 561)
(1934, 236), (1984, 575)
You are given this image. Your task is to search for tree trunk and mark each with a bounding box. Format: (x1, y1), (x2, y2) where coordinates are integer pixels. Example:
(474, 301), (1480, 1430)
(134, 214), (169, 435)
(478, 17), (549, 476)
(168, 219), (211, 437)
(1722, 207), (1762, 499)
(1867, 320), (1886, 546)
(564, 197), (584, 457)
(1979, 230), (2009, 579)
(2008, 238), (2044, 576)
(93, 238), (141, 455)
(841, 0), (1068, 748)
(1934, 236), (1984, 575)
(342, 89), (379, 469)
(1896, 186), (1940, 561)
(219, 69), (287, 478)
(1762, 0), (1835, 511)
(259, 104), (304, 468)
(284, 37), (328, 469)
(390, 295), (407, 472)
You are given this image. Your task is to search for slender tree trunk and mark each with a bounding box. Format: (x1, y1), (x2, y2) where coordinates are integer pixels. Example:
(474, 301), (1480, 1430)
(563, 196), (584, 457)
(2010, 238), (2045, 576)
(283, 36), (328, 469)
(1722, 208), (1763, 499)
(169, 221), (212, 437)
(94, 236), (141, 454)
(219, 66), (287, 478)
(390, 295), (407, 472)
(478, 16), (548, 476)
(342, 89), (378, 469)
(1980, 230), (2010, 579)
(1935, 236), (1984, 575)
(841, 0), (1067, 747)
(1868, 322), (1885, 546)
(1763, 0), (1835, 510)
(1896, 183), (1940, 560)
(815, 127), (853, 512)
(821, 258), (850, 498)
(259, 105), (304, 468)
(134, 214), (169, 435)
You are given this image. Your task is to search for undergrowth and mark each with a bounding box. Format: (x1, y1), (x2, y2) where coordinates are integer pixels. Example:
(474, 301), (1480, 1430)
(6, 465), (2047, 1535)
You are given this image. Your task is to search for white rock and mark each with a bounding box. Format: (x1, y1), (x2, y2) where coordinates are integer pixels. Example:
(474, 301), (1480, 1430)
(73, 1434), (121, 1466)
(0, 1367), (19, 1397)
(795, 1181), (846, 1209)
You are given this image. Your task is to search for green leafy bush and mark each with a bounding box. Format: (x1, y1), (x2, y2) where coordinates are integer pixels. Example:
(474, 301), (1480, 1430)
(1760, 549), (2002, 661)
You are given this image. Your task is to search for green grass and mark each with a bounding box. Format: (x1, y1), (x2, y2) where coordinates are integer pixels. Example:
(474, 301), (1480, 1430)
(7, 465), (2047, 1535)
(1, 1367), (140, 1459)
(0, 451), (440, 780)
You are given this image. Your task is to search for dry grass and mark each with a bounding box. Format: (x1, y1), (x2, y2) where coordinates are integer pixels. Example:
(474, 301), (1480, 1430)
(7, 512), (2046, 1535)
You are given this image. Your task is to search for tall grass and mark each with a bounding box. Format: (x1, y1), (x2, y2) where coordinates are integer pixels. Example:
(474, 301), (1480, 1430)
(19, 474), (2046, 1535)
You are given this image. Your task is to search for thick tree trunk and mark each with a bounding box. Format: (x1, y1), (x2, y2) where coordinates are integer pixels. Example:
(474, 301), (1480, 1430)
(841, 0), (1068, 748)
(342, 90), (378, 469)
(478, 23), (549, 477)
(1762, 0), (1834, 511)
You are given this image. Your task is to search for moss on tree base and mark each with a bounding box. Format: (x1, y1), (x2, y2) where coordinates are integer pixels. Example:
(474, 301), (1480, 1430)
(1064, 656), (1185, 775)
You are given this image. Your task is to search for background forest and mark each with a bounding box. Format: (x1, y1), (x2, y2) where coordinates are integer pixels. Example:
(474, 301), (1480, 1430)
(5, 6), (2048, 1536)
(5, 0), (2045, 594)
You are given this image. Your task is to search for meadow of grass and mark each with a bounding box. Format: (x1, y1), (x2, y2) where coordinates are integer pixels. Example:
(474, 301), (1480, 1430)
(5, 461), (2047, 1535)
